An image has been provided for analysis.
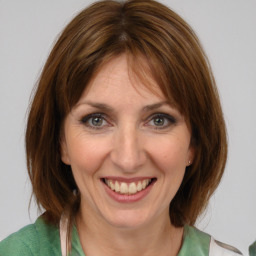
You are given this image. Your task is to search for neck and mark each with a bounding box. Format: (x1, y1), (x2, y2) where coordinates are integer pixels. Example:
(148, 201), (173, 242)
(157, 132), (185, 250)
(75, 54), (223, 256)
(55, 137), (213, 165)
(76, 206), (184, 256)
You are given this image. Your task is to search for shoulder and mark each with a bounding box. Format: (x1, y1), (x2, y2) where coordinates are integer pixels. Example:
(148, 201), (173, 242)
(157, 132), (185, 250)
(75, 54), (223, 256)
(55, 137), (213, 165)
(179, 226), (243, 256)
(249, 241), (256, 256)
(0, 217), (61, 256)
(178, 225), (211, 255)
(209, 238), (243, 256)
(0, 222), (37, 256)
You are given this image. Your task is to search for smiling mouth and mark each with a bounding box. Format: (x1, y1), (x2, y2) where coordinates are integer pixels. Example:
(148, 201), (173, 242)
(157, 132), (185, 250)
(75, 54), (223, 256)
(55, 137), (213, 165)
(102, 178), (156, 195)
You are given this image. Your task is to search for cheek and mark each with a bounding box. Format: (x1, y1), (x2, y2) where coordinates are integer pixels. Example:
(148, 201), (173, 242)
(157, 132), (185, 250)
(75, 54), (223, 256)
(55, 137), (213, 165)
(147, 136), (189, 173)
(67, 134), (110, 175)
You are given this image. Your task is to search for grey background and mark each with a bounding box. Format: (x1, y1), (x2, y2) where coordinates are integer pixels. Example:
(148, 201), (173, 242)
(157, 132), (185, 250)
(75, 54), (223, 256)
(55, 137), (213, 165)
(0, 0), (255, 255)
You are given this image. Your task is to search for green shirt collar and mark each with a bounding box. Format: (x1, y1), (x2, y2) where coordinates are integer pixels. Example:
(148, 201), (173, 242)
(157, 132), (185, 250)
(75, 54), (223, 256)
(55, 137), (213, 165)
(71, 224), (210, 256)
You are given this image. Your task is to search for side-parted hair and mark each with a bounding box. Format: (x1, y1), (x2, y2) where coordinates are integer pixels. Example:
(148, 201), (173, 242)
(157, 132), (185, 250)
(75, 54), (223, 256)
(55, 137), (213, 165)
(26, 0), (227, 228)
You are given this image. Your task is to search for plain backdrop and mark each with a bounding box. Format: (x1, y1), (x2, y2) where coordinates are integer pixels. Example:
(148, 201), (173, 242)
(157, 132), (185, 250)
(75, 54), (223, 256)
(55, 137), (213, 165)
(0, 0), (255, 255)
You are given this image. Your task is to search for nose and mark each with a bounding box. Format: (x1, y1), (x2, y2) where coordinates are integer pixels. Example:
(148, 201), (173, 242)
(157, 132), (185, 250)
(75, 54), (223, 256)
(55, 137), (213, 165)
(110, 125), (147, 172)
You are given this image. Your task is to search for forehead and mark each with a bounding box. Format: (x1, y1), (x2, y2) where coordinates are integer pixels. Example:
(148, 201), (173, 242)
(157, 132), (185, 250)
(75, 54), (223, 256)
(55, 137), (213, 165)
(77, 54), (168, 105)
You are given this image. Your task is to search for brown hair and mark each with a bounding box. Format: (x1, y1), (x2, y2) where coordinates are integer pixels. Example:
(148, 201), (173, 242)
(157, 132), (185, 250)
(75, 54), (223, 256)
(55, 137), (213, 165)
(26, 0), (227, 229)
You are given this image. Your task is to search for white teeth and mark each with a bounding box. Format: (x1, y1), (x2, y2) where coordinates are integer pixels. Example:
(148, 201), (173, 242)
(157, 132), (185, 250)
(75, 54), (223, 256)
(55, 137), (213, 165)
(105, 179), (152, 195)
(120, 182), (128, 194)
(142, 180), (147, 189)
(109, 180), (115, 190)
(128, 182), (137, 194)
(114, 181), (120, 192)
(137, 181), (142, 191)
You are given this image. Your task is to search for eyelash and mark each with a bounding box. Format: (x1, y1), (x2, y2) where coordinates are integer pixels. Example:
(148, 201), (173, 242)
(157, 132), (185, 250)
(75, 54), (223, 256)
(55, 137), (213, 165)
(80, 113), (177, 130)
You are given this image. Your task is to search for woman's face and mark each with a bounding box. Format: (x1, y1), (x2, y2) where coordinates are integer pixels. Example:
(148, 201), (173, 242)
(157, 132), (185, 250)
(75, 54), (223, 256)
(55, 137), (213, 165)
(61, 54), (194, 229)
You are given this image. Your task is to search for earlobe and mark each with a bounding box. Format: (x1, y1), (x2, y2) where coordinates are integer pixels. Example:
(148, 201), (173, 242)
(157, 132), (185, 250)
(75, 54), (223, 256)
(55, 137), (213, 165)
(187, 146), (195, 166)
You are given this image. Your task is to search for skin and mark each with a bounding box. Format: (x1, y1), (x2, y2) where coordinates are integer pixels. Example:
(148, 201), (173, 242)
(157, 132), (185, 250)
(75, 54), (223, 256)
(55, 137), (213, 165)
(61, 54), (194, 256)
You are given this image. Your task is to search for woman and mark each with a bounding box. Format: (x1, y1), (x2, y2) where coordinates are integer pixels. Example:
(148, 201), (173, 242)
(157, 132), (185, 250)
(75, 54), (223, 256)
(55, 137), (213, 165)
(0, 0), (242, 255)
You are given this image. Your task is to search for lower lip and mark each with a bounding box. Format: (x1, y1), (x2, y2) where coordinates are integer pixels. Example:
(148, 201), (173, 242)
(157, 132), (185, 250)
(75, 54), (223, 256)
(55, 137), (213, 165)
(103, 180), (155, 203)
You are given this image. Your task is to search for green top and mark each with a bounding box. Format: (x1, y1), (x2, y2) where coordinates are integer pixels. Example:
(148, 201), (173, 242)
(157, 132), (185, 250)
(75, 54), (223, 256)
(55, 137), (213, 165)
(0, 217), (210, 256)
(249, 241), (256, 256)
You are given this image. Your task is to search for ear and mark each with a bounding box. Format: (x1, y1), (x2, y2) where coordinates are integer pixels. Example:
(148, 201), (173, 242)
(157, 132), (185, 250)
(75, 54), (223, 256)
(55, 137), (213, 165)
(60, 134), (71, 165)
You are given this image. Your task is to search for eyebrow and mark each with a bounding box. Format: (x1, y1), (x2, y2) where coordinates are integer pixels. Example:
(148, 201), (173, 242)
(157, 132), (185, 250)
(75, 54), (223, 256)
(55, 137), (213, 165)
(75, 101), (114, 112)
(142, 101), (172, 112)
(81, 102), (113, 110)
(75, 100), (172, 112)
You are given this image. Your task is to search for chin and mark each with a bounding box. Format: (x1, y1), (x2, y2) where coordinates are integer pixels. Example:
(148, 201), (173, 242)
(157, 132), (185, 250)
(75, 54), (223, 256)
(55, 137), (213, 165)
(102, 209), (154, 229)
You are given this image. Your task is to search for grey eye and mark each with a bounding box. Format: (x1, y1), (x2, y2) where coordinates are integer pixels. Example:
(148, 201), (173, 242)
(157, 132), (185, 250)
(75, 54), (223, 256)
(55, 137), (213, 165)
(91, 116), (103, 126)
(81, 113), (108, 129)
(146, 113), (176, 129)
(153, 117), (165, 126)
